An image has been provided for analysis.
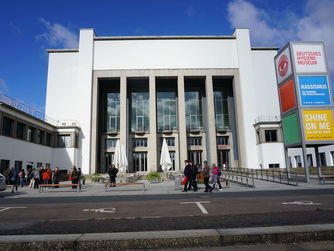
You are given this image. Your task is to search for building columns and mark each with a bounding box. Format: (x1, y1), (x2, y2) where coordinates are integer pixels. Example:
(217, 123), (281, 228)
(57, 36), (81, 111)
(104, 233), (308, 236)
(205, 75), (218, 165)
(177, 76), (187, 170)
(148, 75), (157, 172)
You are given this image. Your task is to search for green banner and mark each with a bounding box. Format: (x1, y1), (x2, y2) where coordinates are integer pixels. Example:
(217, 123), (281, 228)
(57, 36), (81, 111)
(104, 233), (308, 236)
(282, 112), (301, 145)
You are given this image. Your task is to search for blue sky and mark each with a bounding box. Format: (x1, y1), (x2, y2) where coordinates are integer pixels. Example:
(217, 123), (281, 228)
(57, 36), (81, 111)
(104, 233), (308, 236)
(0, 0), (333, 113)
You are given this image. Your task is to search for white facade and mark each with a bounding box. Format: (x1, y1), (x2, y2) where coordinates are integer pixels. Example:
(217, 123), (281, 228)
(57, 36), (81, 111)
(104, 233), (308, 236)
(42, 28), (332, 174)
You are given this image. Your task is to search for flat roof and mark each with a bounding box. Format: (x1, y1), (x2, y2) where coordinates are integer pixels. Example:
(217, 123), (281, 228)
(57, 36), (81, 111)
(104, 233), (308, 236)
(94, 35), (236, 41)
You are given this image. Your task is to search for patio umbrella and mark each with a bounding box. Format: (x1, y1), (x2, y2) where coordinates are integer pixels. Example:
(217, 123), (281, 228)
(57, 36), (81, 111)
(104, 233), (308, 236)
(112, 139), (121, 169)
(160, 138), (172, 172)
(120, 144), (128, 172)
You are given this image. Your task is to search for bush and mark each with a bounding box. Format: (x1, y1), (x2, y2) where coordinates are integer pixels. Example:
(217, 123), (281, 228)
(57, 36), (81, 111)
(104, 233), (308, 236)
(146, 171), (161, 181)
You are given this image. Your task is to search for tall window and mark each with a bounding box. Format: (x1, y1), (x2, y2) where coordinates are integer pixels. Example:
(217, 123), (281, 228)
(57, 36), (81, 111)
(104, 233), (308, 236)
(157, 92), (177, 131)
(106, 93), (120, 132)
(27, 127), (35, 142)
(133, 152), (148, 172)
(131, 92), (149, 132)
(185, 92), (203, 130)
(214, 91), (229, 130)
(16, 121), (25, 140)
(1, 117), (13, 136)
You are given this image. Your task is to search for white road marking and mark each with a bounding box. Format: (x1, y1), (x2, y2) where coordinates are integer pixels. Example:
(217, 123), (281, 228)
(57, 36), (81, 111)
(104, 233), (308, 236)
(180, 201), (211, 214)
(83, 208), (116, 213)
(0, 207), (27, 212)
(282, 201), (322, 206)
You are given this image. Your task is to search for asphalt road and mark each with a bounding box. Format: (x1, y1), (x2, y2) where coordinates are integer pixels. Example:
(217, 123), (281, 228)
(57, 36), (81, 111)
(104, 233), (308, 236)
(1, 189), (334, 235)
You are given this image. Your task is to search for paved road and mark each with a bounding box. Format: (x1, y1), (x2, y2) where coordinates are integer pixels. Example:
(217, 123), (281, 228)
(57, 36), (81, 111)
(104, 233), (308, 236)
(1, 188), (334, 235)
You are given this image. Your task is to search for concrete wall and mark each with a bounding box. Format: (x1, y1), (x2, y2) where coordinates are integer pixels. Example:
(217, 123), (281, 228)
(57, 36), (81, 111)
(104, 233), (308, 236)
(94, 39), (238, 70)
(257, 143), (285, 169)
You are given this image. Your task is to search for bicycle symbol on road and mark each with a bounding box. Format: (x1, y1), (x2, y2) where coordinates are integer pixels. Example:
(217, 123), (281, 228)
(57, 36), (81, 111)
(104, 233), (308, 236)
(282, 201), (321, 206)
(83, 208), (116, 213)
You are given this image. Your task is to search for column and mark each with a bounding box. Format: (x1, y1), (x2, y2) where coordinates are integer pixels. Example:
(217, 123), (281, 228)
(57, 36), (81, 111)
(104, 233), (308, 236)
(205, 75), (218, 165)
(120, 76), (128, 171)
(148, 75), (157, 172)
(177, 76), (187, 170)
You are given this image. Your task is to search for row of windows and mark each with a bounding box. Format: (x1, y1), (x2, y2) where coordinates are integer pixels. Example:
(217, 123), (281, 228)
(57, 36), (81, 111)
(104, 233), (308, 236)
(0, 159), (51, 174)
(1, 115), (78, 148)
(257, 129), (279, 143)
(105, 90), (230, 132)
(105, 136), (229, 149)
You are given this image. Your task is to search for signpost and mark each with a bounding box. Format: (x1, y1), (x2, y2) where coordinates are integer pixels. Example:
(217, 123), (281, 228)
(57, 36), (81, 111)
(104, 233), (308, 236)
(275, 42), (333, 182)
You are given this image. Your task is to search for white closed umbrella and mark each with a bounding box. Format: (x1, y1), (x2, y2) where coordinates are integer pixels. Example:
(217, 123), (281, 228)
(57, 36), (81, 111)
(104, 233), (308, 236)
(120, 144), (128, 172)
(112, 139), (121, 169)
(160, 138), (172, 172)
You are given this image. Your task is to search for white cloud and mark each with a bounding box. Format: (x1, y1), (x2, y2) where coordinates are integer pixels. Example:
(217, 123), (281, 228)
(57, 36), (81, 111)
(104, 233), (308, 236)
(227, 0), (334, 72)
(36, 18), (78, 49)
(0, 78), (8, 93)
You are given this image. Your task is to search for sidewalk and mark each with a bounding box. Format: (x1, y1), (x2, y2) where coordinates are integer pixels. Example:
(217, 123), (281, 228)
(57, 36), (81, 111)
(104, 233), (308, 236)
(2, 177), (334, 198)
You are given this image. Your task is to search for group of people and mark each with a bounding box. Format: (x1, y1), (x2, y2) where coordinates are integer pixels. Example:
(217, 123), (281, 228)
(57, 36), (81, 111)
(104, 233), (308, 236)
(182, 160), (226, 192)
(3, 165), (82, 191)
(3, 166), (61, 190)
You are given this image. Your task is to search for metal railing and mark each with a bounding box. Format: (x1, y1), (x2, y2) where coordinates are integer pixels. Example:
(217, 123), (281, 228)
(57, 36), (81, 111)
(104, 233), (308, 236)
(0, 93), (80, 128)
(221, 168), (256, 188)
(223, 167), (298, 186)
(254, 115), (281, 124)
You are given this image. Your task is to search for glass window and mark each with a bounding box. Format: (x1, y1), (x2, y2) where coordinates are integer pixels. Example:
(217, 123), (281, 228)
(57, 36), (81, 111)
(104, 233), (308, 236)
(14, 161), (22, 171)
(36, 129), (42, 144)
(170, 151), (175, 171)
(214, 91), (230, 129)
(187, 137), (201, 146)
(187, 150), (202, 166)
(217, 136), (229, 145)
(157, 92), (177, 131)
(27, 127), (35, 142)
(106, 93), (120, 132)
(46, 133), (52, 147)
(269, 164), (280, 168)
(132, 138), (147, 147)
(16, 121), (25, 140)
(0, 159), (10, 174)
(133, 152), (147, 172)
(131, 92), (149, 132)
(185, 92), (203, 130)
(57, 134), (71, 148)
(1, 116), (14, 136)
(105, 138), (118, 148)
(160, 137), (175, 146)
(217, 150), (229, 167)
(265, 130), (278, 142)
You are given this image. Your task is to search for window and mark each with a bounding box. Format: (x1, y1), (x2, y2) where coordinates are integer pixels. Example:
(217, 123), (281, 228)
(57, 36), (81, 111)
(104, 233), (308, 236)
(27, 126), (35, 142)
(16, 122), (25, 140)
(131, 92), (149, 132)
(57, 134), (71, 148)
(14, 161), (22, 171)
(269, 163), (280, 168)
(160, 137), (175, 146)
(157, 92), (177, 131)
(0, 159), (10, 174)
(132, 138), (147, 147)
(217, 136), (229, 145)
(37, 162), (43, 168)
(45, 163), (50, 169)
(214, 91), (229, 129)
(36, 129), (42, 144)
(106, 93), (120, 132)
(187, 150), (202, 166)
(319, 152), (327, 166)
(105, 138), (118, 148)
(187, 137), (201, 146)
(75, 134), (79, 148)
(265, 130), (277, 142)
(295, 155), (302, 167)
(133, 152), (148, 172)
(46, 133), (52, 147)
(170, 151), (175, 171)
(185, 91), (203, 130)
(217, 150), (229, 167)
(1, 116), (14, 136)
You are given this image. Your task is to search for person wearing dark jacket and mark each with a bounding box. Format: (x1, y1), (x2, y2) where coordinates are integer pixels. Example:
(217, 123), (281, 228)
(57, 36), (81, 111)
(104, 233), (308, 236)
(187, 161), (198, 191)
(182, 160), (191, 192)
(108, 164), (119, 187)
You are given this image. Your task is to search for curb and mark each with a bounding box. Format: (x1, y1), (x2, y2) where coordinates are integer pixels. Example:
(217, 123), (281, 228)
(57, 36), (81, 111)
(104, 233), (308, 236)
(1, 224), (334, 250)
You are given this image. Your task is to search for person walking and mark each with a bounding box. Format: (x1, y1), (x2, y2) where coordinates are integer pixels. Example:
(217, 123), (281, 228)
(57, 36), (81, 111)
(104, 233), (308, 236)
(18, 169), (25, 187)
(212, 164), (222, 191)
(188, 161), (198, 191)
(33, 168), (40, 189)
(107, 164), (119, 187)
(202, 161), (212, 192)
(182, 160), (191, 192)
(52, 168), (60, 188)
